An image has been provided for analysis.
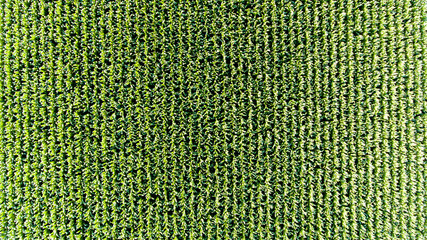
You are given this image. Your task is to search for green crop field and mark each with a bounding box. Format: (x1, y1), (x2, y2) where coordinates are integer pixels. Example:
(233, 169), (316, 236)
(1, 0), (427, 239)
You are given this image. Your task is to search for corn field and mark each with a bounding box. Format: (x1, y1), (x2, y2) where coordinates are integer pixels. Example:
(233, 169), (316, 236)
(1, 0), (427, 239)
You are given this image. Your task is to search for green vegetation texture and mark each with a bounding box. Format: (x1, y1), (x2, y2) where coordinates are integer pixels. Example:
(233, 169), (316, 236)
(1, 0), (427, 239)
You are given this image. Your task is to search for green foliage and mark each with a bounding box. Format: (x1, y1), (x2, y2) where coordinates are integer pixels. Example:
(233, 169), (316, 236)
(1, 0), (427, 239)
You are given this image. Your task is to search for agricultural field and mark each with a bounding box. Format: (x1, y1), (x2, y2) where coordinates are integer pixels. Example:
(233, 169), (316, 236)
(1, 0), (426, 239)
